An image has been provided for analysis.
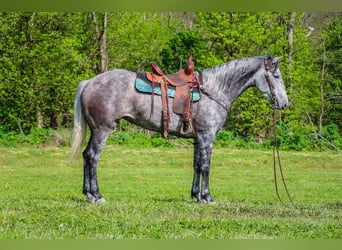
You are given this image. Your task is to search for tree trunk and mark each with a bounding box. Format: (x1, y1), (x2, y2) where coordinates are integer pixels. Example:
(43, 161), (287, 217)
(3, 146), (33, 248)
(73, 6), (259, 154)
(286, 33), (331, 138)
(91, 12), (108, 73)
(318, 38), (326, 137)
(28, 12), (44, 129)
(287, 12), (296, 99)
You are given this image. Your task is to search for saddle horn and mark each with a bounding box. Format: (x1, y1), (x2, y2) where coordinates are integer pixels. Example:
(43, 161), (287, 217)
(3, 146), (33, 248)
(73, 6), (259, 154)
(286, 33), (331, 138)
(185, 54), (194, 75)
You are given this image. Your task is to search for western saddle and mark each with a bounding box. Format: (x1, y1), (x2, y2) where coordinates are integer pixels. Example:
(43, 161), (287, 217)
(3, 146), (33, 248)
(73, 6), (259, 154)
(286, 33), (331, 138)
(146, 54), (201, 138)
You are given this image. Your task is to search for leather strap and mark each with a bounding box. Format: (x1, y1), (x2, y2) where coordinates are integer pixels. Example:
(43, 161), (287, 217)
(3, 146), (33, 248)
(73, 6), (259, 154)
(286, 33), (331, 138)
(160, 77), (170, 138)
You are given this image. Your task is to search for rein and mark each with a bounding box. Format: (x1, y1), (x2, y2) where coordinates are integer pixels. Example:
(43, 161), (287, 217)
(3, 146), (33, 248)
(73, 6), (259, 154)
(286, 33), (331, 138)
(199, 85), (230, 112)
(265, 58), (298, 208)
(271, 109), (298, 208)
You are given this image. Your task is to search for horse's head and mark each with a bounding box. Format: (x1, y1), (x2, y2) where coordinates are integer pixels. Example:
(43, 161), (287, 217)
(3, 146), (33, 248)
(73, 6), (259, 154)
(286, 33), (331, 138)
(256, 56), (288, 110)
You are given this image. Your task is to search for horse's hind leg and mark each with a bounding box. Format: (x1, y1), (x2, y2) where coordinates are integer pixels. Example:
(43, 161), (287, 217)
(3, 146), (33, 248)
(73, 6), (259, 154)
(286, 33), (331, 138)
(83, 127), (110, 203)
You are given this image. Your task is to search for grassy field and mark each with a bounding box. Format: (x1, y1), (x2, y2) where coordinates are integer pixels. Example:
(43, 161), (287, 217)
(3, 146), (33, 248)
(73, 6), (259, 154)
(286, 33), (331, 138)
(0, 145), (341, 239)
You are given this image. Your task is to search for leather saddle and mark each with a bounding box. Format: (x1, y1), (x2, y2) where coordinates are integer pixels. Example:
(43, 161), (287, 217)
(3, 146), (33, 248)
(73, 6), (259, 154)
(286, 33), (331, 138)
(145, 54), (201, 137)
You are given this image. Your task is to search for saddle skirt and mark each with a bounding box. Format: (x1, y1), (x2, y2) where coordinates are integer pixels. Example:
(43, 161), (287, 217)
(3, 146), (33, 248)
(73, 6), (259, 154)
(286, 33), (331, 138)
(135, 72), (200, 102)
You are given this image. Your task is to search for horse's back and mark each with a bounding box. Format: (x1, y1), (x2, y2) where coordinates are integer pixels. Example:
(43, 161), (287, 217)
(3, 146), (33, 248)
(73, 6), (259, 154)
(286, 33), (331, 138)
(80, 69), (137, 129)
(82, 69), (136, 101)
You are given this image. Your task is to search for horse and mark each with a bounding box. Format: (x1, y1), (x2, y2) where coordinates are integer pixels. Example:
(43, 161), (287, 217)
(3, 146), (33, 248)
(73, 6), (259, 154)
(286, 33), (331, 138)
(69, 55), (288, 204)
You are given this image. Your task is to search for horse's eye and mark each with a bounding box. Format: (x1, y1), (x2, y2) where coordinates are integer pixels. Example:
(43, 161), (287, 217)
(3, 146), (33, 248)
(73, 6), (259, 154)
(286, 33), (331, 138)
(273, 73), (279, 78)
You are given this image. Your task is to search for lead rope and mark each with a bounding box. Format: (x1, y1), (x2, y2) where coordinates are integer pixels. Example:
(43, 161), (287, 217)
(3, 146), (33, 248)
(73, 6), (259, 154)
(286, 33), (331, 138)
(264, 57), (298, 209)
(271, 108), (298, 209)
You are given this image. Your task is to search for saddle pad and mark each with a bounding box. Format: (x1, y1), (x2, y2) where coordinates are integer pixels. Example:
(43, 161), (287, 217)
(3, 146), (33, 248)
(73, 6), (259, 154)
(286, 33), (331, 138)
(135, 73), (200, 101)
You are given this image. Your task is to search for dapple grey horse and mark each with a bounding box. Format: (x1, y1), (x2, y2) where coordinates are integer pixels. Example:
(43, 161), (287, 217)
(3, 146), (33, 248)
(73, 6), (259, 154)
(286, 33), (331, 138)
(70, 56), (288, 204)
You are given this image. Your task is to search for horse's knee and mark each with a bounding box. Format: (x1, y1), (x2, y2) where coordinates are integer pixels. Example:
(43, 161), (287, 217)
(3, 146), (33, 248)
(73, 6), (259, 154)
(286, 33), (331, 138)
(200, 164), (210, 174)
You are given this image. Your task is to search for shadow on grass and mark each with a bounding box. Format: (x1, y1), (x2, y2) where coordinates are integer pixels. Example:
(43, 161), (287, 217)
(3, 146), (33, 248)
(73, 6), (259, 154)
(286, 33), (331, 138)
(152, 197), (196, 204)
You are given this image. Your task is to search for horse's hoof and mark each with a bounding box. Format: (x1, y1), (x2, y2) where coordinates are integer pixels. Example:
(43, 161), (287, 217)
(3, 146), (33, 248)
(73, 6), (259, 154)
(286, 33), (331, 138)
(87, 197), (106, 204)
(96, 197), (106, 204)
(86, 193), (106, 204)
(191, 192), (201, 203)
(87, 197), (95, 203)
(206, 200), (216, 205)
(87, 194), (96, 204)
(201, 194), (216, 204)
(200, 199), (216, 204)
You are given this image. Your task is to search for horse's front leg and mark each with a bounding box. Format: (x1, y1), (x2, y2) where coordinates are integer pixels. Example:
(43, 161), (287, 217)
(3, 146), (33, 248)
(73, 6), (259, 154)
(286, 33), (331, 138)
(191, 140), (201, 202)
(191, 133), (215, 204)
(199, 144), (215, 204)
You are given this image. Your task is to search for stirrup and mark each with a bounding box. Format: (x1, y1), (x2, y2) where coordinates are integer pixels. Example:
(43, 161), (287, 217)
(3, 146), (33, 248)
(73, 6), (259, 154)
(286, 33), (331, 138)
(180, 120), (193, 135)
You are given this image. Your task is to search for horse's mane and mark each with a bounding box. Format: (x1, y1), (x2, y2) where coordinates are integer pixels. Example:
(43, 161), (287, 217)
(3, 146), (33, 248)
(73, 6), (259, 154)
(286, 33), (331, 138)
(200, 56), (265, 92)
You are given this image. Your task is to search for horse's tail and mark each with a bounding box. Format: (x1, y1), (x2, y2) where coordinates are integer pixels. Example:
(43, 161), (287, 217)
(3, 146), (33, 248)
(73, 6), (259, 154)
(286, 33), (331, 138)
(69, 81), (88, 162)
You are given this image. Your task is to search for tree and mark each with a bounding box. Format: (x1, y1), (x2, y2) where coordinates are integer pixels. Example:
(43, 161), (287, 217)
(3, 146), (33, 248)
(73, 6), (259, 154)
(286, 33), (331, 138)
(0, 11), (340, 146)
(91, 12), (108, 73)
(159, 29), (220, 73)
(0, 12), (94, 132)
(106, 12), (183, 72)
(320, 16), (342, 134)
(287, 12), (296, 98)
(195, 12), (291, 138)
(304, 13), (342, 137)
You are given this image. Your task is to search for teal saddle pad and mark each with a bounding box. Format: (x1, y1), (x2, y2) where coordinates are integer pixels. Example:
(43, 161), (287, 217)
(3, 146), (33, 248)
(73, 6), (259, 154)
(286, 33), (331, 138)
(135, 72), (200, 101)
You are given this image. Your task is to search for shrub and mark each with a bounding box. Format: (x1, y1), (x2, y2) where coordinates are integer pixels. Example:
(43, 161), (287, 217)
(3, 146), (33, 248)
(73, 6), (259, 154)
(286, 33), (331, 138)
(0, 126), (53, 146)
(0, 124), (340, 151)
(107, 130), (174, 148)
(215, 130), (235, 147)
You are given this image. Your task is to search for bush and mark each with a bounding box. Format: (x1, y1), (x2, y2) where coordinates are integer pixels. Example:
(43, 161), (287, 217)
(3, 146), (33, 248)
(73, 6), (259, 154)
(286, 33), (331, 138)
(0, 126), (53, 146)
(0, 126), (71, 147)
(214, 130), (260, 149)
(0, 124), (340, 151)
(263, 123), (342, 151)
(319, 124), (342, 150)
(215, 130), (235, 147)
(322, 124), (342, 146)
(107, 130), (174, 148)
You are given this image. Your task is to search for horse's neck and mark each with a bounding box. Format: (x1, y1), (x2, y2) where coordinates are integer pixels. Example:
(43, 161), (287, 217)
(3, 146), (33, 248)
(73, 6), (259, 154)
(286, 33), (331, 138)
(201, 58), (261, 108)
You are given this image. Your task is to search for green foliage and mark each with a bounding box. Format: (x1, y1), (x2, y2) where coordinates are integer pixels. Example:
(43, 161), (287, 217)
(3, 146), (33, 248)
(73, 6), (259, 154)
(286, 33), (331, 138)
(0, 125), (73, 147)
(106, 130), (174, 148)
(0, 13), (94, 132)
(0, 125), (52, 146)
(322, 17), (342, 127)
(215, 130), (236, 147)
(107, 12), (182, 71)
(1, 123), (340, 152)
(215, 130), (259, 150)
(276, 124), (311, 151)
(262, 123), (342, 151)
(322, 124), (342, 148)
(196, 12), (288, 59)
(196, 13), (290, 137)
(159, 29), (220, 72)
(0, 12), (341, 151)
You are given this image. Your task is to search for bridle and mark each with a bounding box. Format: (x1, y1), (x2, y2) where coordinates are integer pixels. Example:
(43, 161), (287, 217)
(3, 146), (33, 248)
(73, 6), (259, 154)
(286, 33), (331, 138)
(264, 58), (298, 208)
(264, 58), (277, 107)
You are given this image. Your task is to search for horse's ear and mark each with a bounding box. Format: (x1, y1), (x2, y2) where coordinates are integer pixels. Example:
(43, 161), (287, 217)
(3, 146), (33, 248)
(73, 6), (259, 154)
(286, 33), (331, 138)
(272, 56), (282, 63)
(270, 56), (282, 70)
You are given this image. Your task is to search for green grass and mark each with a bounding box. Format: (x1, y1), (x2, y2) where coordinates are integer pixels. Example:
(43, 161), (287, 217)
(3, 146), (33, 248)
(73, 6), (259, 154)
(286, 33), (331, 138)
(0, 145), (341, 239)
